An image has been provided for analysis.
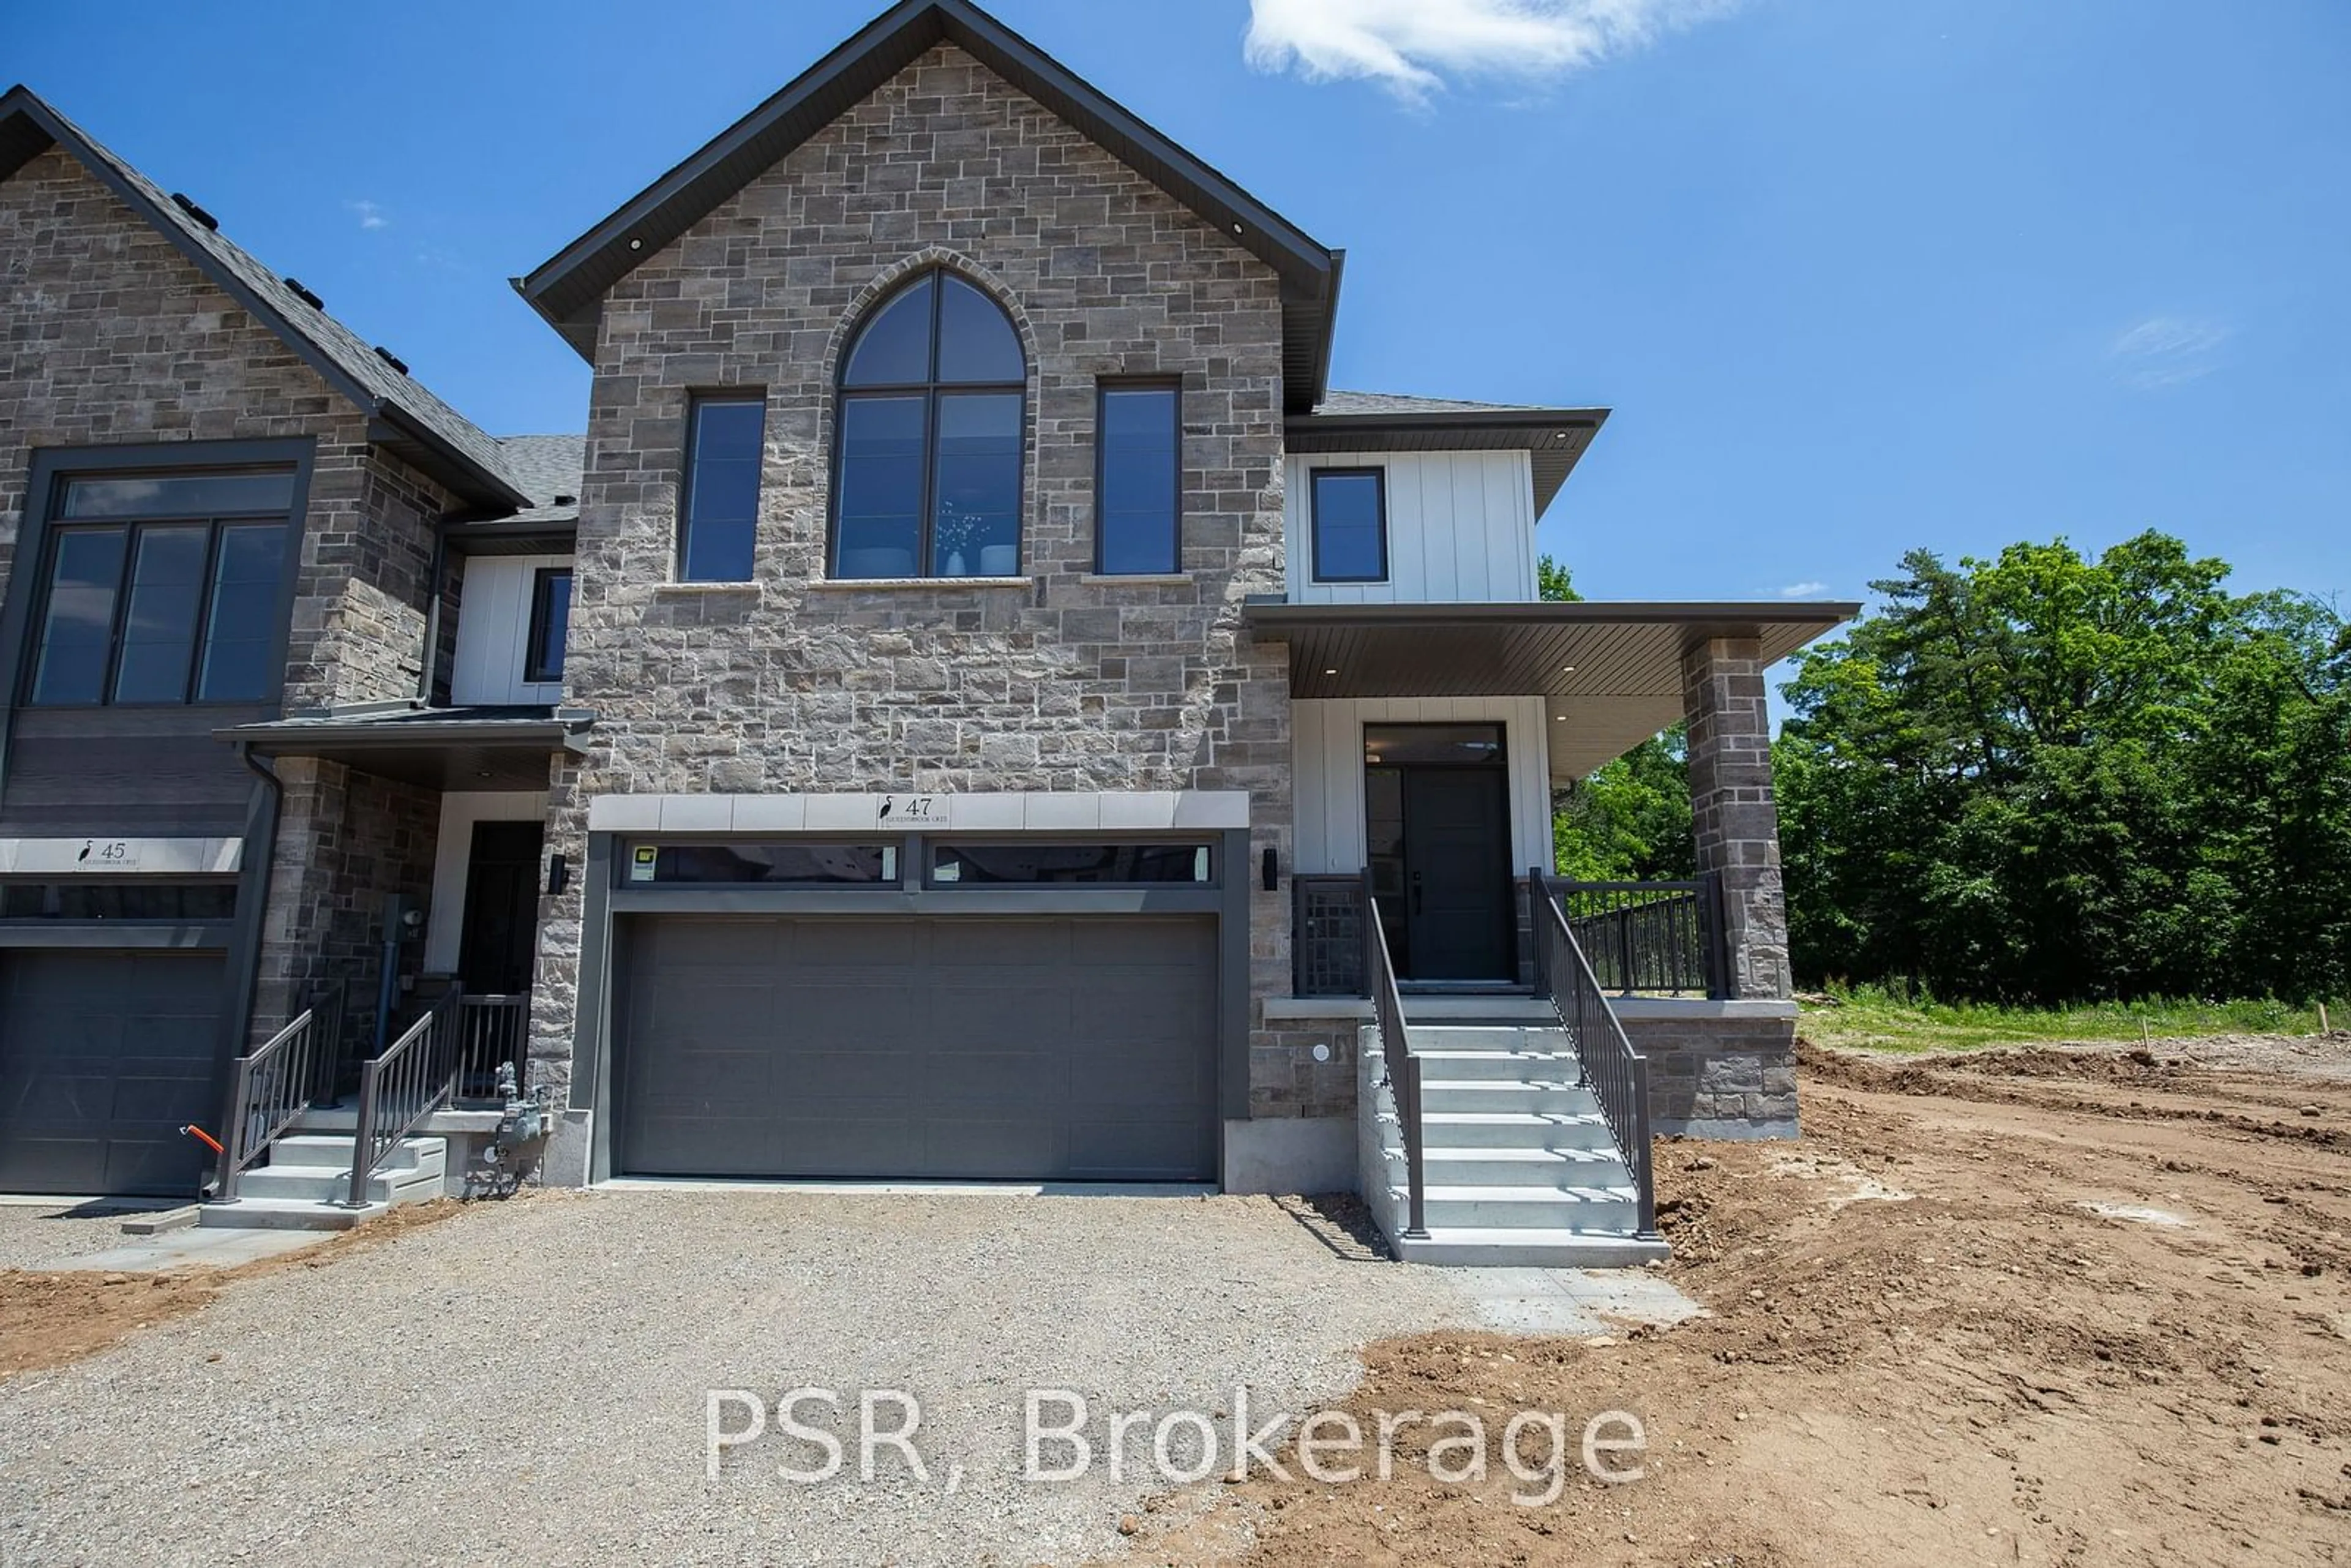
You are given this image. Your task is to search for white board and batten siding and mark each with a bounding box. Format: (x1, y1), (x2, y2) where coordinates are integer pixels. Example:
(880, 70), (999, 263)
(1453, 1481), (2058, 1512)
(1282, 451), (1539, 605)
(1291, 696), (1553, 876)
(451, 554), (572, 706)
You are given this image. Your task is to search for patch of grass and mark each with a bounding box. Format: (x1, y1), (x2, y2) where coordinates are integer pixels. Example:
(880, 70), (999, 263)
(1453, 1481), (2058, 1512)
(1798, 981), (2327, 1054)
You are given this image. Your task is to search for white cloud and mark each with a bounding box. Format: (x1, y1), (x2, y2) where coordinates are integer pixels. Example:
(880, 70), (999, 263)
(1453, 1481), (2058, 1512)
(1243, 0), (1739, 103)
(1778, 580), (1828, 598)
(2109, 315), (2227, 390)
(346, 199), (389, 231)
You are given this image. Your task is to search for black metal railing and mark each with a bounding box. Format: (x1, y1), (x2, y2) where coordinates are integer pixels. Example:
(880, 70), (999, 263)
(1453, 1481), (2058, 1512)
(346, 986), (462, 1207)
(1294, 874), (1368, 997)
(1532, 869), (1658, 1237)
(1551, 874), (1727, 997)
(453, 993), (530, 1105)
(1362, 868), (1428, 1239)
(214, 984), (340, 1203)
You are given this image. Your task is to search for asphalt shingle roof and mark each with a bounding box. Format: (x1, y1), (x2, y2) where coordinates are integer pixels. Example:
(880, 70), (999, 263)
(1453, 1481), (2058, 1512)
(493, 434), (588, 512)
(1308, 390), (1551, 418)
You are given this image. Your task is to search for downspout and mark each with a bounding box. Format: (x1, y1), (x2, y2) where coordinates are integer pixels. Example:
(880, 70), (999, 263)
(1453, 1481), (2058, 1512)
(417, 526), (449, 703)
(209, 741), (283, 1199)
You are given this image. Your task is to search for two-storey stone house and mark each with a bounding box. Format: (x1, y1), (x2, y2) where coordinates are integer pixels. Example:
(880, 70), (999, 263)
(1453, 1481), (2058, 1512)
(0, 0), (1850, 1262)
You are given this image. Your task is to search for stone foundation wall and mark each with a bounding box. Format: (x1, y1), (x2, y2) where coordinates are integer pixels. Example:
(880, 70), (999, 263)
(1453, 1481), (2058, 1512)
(1619, 1005), (1799, 1139)
(1251, 1022), (1356, 1119)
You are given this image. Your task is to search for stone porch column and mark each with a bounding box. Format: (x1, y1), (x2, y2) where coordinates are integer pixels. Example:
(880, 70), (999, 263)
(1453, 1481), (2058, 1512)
(1682, 635), (1793, 1000)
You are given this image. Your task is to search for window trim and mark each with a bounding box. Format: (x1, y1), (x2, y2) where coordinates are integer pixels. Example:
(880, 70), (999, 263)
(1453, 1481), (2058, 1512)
(0, 441), (313, 729)
(1309, 466), (1389, 585)
(828, 268), (1029, 581)
(523, 566), (572, 685)
(1093, 378), (1183, 576)
(678, 392), (767, 583)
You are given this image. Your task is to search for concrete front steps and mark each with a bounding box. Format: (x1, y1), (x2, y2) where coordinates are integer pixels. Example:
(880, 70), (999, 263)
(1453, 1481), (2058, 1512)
(199, 1133), (446, 1231)
(1375, 1024), (1668, 1268)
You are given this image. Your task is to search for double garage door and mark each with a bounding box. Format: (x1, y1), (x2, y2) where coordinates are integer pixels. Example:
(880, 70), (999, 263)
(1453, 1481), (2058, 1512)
(0, 950), (223, 1196)
(617, 915), (1218, 1182)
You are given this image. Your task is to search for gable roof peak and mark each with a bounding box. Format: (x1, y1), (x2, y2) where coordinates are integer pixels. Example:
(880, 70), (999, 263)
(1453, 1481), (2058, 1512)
(517, 0), (1341, 411)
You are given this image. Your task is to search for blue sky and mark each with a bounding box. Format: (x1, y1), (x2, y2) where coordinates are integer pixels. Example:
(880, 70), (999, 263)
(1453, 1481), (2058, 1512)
(13, 0), (2348, 609)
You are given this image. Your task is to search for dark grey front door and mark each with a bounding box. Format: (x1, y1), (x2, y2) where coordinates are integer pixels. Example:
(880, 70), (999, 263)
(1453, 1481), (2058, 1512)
(1401, 768), (1513, 979)
(1365, 723), (1516, 982)
(616, 915), (1218, 1181)
(459, 820), (543, 994)
(0, 949), (223, 1196)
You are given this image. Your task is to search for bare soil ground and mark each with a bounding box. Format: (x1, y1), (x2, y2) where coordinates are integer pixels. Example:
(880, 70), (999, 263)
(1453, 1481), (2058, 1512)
(0, 1197), (470, 1379)
(1141, 1033), (2351, 1566)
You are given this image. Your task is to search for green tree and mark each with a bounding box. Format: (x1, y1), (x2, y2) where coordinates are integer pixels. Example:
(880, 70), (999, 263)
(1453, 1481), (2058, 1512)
(1540, 555), (1695, 879)
(1775, 531), (2350, 1002)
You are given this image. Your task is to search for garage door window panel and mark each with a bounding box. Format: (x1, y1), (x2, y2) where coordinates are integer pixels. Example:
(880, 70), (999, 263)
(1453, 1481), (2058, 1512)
(931, 842), (1214, 886)
(634, 842), (898, 885)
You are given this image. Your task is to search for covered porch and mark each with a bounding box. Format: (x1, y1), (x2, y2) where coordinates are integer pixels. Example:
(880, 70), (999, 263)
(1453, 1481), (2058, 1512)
(215, 703), (591, 1106)
(1249, 596), (1854, 1141)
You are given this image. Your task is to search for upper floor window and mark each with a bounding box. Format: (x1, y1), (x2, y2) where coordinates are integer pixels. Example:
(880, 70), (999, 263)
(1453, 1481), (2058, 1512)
(1310, 468), (1388, 584)
(1096, 383), (1180, 574)
(525, 567), (572, 684)
(833, 270), (1026, 579)
(680, 395), (764, 582)
(26, 468), (294, 706)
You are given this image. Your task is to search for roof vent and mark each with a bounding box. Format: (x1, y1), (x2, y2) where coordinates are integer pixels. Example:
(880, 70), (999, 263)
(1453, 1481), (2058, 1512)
(282, 277), (323, 309)
(552, 493), (577, 506)
(372, 345), (410, 375)
(169, 192), (219, 231)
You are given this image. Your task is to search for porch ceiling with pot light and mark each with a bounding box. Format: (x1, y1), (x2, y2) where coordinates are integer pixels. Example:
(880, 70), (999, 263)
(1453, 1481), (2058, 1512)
(1243, 599), (1860, 778)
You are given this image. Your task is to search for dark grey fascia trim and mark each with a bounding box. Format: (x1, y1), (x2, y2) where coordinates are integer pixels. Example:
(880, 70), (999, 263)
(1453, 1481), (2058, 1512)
(366, 412), (533, 511)
(216, 720), (592, 751)
(0, 89), (525, 511)
(0, 922), (234, 949)
(1245, 599), (1864, 632)
(514, 0), (1338, 400)
(443, 518), (580, 557)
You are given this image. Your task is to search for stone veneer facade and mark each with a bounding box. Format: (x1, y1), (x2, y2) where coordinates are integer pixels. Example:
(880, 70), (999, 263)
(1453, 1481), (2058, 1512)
(525, 45), (1298, 1110)
(1683, 635), (1793, 1000)
(0, 147), (459, 1046)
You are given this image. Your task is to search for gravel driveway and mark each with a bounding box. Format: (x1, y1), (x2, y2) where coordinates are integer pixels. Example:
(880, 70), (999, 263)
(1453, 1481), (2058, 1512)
(1, 1188), (1498, 1566)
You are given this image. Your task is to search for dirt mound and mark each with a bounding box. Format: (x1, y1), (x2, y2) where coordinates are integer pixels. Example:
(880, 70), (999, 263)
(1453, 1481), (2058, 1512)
(1138, 1049), (2351, 1565)
(0, 1196), (475, 1381)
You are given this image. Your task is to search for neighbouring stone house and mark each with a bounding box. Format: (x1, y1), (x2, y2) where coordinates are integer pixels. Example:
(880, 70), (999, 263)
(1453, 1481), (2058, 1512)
(0, 0), (1848, 1263)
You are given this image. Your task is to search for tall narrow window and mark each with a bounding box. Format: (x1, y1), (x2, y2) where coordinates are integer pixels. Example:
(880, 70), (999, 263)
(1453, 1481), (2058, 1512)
(680, 396), (764, 582)
(26, 468), (295, 707)
(833, 270), (1026, 579)
(1097, 383), (1180, 574)
(525, 568), (572, 683)
(1310, 468), (1388, 584)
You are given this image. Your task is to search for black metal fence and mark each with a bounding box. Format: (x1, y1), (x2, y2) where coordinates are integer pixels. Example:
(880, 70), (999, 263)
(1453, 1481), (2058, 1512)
(1531, 869), (1659, 1238)
(1293, 874), (1368, 997)
(1550, 874), (1727, 997)
(453, 993), (531, 1105)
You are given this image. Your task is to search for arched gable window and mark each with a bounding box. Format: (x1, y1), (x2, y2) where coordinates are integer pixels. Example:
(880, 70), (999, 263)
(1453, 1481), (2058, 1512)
(832, 270), (1026, 579)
